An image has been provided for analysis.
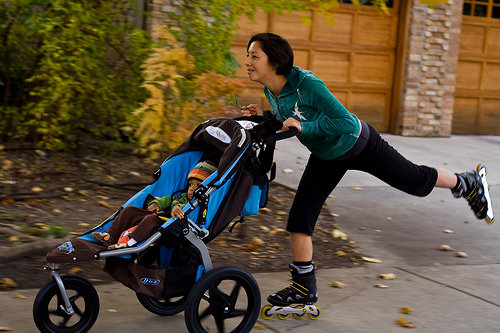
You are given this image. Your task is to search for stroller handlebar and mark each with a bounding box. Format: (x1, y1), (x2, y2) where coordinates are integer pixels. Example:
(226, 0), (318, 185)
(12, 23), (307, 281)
(265, 127), (299, 144)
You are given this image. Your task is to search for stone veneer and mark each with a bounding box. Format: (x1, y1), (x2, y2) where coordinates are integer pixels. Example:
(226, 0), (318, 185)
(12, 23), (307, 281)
(397, 0), (464, 137)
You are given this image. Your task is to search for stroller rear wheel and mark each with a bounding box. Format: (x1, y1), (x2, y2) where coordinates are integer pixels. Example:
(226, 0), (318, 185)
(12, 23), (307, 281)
(184, 266), (261, 333)
(136, 292), (186, 316)
(33, 276), (99, 333)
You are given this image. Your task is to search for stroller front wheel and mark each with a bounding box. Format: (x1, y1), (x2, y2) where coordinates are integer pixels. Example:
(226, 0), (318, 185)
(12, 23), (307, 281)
(136, 292), (186, 316)
(33, 276), (99, 333)
(184, 266), (261, 333)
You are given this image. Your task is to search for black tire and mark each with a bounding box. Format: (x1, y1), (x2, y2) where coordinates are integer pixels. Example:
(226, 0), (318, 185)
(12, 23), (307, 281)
(184, 266), (261, 333)
(33, 276), (99, 333)
(136, 293), (186, 316)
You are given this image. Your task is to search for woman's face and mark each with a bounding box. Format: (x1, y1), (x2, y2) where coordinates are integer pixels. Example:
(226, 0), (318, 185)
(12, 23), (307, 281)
(245, 41), (277, 84)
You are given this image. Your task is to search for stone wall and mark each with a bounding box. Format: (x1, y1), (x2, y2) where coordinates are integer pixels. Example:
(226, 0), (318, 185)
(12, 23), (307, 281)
(397, 0), (464, 136)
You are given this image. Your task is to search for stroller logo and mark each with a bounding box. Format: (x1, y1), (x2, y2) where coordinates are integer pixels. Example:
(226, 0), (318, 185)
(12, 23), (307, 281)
(140, 278), (161, 286)
(58, 241), (75, 254)
(206, 126), (231, 144)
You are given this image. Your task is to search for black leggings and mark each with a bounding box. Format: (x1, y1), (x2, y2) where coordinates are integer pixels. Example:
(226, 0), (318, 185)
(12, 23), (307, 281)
(286, 123), (438, 235)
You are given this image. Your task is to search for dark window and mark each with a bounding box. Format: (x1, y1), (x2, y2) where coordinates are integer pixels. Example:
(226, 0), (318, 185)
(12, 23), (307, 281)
(493, 5), (500, 17)
(338, 0), (394, 8)
(463, 0), (500, 19)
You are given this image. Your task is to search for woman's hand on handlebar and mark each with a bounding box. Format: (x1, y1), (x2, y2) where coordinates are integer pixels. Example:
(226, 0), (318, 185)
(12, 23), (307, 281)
(241, 104), (260, 117)
(282, 117), (302, 133)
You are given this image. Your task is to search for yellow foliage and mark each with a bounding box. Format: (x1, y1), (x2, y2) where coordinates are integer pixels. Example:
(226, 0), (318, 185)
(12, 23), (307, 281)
(133, 28), (244, 160)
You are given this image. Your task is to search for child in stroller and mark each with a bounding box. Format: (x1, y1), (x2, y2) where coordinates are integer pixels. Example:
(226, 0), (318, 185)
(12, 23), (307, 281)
(32, 117), (295, 333)
(92, 160), (217, 250)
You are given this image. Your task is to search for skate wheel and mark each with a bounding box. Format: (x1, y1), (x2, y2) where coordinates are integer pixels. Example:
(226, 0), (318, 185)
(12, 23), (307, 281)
(277, 313), (289, 320)
(292, 312), (305, 319)
(260, 305), (274, 320)
(307, 306), (321, 320)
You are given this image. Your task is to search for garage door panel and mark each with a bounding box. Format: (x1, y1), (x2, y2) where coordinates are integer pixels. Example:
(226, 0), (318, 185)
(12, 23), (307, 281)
(350, 92), (387, 127)
(236, 9), (268, 38)
(452, 97), (478, 133)
(456, 61), (482, 89)
(354, 15), (395, 47)
(272, 11), (312, 41)
(312, 51), (350, 83)
(312, 12), (354, 44)
(483, 62), (500, 90)
(487, 27), (500, 54)
(480, 98), (500, 134)
(352, 54), (392, 85)
(460, 24), (486, 53)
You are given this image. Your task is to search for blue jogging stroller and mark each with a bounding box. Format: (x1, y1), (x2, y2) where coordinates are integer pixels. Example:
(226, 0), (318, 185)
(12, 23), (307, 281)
(32, 117), (297, 333)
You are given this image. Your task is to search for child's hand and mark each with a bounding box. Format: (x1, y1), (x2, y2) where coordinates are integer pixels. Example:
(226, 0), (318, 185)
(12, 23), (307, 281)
(241, 104), (260, 117)
(171, 205), (184, 219)
(148, 203), (160, 212)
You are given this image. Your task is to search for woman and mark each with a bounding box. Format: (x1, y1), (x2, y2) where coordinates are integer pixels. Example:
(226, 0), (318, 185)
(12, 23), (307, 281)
(242, 32), (494, 307)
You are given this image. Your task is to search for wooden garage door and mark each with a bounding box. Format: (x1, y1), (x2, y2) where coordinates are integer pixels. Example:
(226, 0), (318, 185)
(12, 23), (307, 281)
(454, 0), (500, 134)
(232, 1), (400, 132)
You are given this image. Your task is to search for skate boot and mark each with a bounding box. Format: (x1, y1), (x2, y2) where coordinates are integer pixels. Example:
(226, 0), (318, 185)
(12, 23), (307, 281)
(261, 264), (321, 320)
(452, 164), (495, 223)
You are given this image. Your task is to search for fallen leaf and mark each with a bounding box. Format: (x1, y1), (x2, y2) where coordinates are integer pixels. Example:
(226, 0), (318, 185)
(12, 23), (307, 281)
(7, 235), (19, 243)
(330, 281), (346, 288)
(395, 317), (416, 328)
(259, 226), (270, 232)
(12, 292), (27, 299)
(375, 284), (390, 288)
(69, 267), (82, 274)
(96, 195), (110, 200)
(1, 160), (13, 171)
(438, 244), (454, 251)
(0, 278), (18, 290)
(52, 209), (62, 215)
(276, 210), (287, 216)
(217, 240), (228, 247)
(107, 309), (118, 313)
(78, 222), (90, 227)
(455, 251), (468, 258)
(96, 200), (112, 208)
(332, 229), (348, 240)
(250, 237), (264, 246)
(400, 306), (413, 314)
(259, 207), (271, 214)
(443, 229), (454, 234)
(253, 323), (266, 330)
(25, 213), (37, 218)
(0, 327), (12, 331)
(282, 168), (294, 174)
(378, 273), (397, 280)
(78, 190), (89, 195)
(362, 256), (382, 263)
(88, 279), (103, 283)
(106, 175), (116, 181)
(1, 198), (15, 205)
(31, 186), (43, 192)
(336, 250), (347, 257)
(440, 198), (446, 202)
(270, 228), (286, 234)
(351, 186), (363, 191)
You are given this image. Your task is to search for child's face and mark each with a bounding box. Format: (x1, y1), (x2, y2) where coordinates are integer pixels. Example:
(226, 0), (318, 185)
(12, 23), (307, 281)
(187, 179), (202, 200)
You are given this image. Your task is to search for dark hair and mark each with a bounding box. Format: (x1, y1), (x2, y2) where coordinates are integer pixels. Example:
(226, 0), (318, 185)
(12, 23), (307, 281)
(247, 33), (294, 75)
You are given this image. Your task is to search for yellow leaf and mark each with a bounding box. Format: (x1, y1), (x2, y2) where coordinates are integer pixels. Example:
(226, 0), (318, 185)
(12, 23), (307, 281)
(217, 240), (228, 247)
(374, 284), (390, 288)
(7, 235), (19, 242)
(362, 256), (382, 263)
(12, 292), (27, 299)
(31, 186), (43, 192)
(336, 250), (347, 257)
(107, 309), (118, 313)
(52, 209), (62, 215)
(270, 228), (286, 234)
(96, 195), (110, 200)
(351, 186), (363, 191)
(378, 273), (397, 280)
(106, 175), (116, 181)
(0, 278), (18, 289)
(96, 200), (112, 208)
(395, 317), (416, 328)
(400, 306), (413, 314)
(0, 327), (13, 331)
(78, 223), (90, 227)
(69, 267), (82, 275)
(332, 229), (348, 240)
(330, 281), (346, 288)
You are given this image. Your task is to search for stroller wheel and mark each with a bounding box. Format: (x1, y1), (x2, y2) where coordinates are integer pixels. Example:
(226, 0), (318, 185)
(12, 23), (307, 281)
(33, 276), (99, 333)
(184, 266), (261, 333)
(136, 293), (186, 316)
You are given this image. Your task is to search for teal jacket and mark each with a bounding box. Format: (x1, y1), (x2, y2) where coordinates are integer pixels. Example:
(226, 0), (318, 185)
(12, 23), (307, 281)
(263, 66), (361, 160)
(150, 193), (189, 214)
